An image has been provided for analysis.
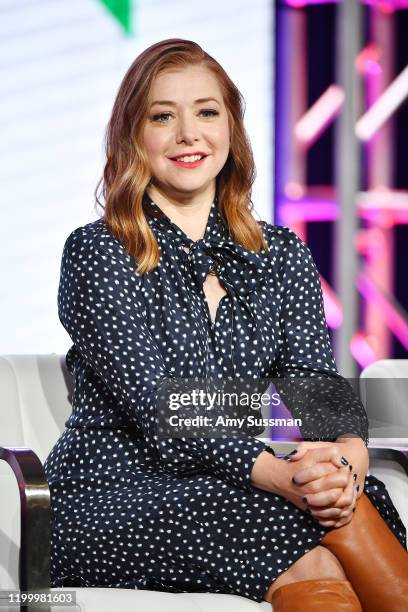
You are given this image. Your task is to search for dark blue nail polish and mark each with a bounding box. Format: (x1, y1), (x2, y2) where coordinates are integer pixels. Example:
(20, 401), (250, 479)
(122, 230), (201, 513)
(349, 465), (353, 471)
(341, 456), (349, 465)
(302, 497), (308, 504)
(352, 507), (356, 512)
(356, 484), (360, 492)
(283, 449), (298, 460)
(353, 473), (357, 481)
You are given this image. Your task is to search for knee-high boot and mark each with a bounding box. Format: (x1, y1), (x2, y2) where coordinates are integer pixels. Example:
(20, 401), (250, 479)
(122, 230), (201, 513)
(271, 578), (363, 611)
(320, 492), (408, 612)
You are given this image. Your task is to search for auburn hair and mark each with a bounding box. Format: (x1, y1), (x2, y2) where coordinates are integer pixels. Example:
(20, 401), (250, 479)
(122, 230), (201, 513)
(94, 38), (269, 274)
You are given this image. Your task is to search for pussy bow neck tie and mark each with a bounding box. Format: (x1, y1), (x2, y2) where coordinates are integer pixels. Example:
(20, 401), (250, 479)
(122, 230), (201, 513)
(183, 236), (269, 298)
(144, 196), (271, 378)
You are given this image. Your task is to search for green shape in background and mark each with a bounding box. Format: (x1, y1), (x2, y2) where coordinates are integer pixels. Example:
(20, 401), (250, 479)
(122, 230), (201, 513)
(97, 0), (133, 35)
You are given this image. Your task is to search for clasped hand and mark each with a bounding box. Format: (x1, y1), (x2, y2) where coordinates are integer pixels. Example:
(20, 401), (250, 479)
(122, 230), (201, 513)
(284, 439), (369, 529)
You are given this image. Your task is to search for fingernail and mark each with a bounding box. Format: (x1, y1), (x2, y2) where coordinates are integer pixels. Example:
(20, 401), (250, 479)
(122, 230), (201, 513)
(356, 484), (360, 492)
(352, 507), (356, 512)
(349, 465), (353, 471)
(302, 496), (308, 504)
(341, 456), (349, 465)
(283, 449), (298, 459)
(353, 473), (357, 481)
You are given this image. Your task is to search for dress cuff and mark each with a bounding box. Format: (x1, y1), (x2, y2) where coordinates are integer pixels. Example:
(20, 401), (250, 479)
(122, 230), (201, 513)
(201, 437), (268, 494)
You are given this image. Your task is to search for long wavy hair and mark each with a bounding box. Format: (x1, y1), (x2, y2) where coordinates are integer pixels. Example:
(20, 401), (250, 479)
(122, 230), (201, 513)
(94, 38), (269, 274)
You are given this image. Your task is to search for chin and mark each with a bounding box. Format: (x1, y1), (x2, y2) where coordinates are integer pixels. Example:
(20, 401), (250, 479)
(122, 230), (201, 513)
(167, 181), (214, 194)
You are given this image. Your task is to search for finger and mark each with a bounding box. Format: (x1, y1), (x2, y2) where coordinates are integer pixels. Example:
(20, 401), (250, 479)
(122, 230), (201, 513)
(332, 483), (359, 528)
(308, 473), (355, 519)
(308, 504), (343, 519)
(286, 442), (333, 461)
(292, 462), (339, 489)
(302, 486), (344, 508)
(309, 474), (353, 520)
(292, 448), (351, 484)
(315, 518), (337, 527)
(329, 470), (355, 510)
(331, 514), (353, 528)
(301, 465), (350, 495)
(333, 504), (355, 527)
(285, 450), (306, 461)
(336, 482), (358, 521)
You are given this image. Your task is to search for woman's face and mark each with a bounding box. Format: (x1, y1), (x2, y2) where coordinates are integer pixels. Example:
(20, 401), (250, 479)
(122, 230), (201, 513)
(142, 65), (230, 202)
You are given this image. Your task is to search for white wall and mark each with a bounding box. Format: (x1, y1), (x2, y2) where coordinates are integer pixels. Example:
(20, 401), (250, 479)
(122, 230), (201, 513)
(0, 0), (274, 354)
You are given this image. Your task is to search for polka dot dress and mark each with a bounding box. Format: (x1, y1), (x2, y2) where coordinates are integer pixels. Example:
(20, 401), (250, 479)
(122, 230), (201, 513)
(44, 195), (407, 601)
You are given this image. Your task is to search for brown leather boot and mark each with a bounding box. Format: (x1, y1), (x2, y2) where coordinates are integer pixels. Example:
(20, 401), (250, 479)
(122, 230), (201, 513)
(271, 578), (363, 611)
(320, 492), (408, 612)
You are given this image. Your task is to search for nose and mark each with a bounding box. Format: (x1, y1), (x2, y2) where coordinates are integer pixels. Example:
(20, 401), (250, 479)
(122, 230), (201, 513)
(176, 112), (200, 144)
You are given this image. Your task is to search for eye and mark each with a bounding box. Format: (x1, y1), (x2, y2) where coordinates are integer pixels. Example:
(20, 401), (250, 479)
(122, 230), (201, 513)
(151, 112), (172, 123)
(150, 109), (219, 123)
(200, 109), (219, 117)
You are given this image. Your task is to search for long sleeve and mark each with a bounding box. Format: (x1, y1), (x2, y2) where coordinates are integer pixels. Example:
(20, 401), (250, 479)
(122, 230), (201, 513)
(58, 227), (267, 493)
(271, 227), (370, 447)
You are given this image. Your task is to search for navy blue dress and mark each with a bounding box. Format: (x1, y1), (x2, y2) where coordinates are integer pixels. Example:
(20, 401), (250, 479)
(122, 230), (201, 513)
(44, 195), (407, 601)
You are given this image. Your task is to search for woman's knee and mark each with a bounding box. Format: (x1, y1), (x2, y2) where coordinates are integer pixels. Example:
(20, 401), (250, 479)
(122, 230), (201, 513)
(291, 545), (346, 581)
(263, 545), (347, 602)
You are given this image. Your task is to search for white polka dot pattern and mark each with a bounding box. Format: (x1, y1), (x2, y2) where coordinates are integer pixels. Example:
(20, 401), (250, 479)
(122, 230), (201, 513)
(43, 198), (407, 599)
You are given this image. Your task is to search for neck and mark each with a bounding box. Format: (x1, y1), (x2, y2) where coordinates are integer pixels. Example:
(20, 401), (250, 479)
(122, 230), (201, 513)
(146, 185), (216, 242)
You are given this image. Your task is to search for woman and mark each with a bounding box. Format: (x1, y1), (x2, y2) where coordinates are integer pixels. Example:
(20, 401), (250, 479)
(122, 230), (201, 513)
(44, 39), (408, 610)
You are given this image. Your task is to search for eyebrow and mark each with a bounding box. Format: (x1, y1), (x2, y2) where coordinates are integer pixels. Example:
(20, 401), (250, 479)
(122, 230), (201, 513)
(150, 97), (221, 108)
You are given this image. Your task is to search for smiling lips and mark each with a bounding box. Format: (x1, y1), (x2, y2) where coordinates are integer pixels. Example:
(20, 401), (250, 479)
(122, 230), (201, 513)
(169, 153), (208, 168)
(170, 151), (208, 160)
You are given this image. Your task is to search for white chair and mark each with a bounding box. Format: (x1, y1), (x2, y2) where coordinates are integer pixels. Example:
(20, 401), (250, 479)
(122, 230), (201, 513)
(1, 354), (407, 611)
(360, 359), (408, 444)
(0, 354), (275, 612)
(359, 359), (408, 531)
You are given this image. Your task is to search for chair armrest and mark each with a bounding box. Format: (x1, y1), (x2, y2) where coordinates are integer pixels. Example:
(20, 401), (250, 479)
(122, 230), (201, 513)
(0, 446), (51, 596)
(368, 447), (408, 476)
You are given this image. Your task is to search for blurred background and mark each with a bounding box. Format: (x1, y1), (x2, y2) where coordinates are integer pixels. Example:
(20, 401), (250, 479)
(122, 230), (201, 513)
(0, 0), (407, 376)
(274, 0), (408, 377)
